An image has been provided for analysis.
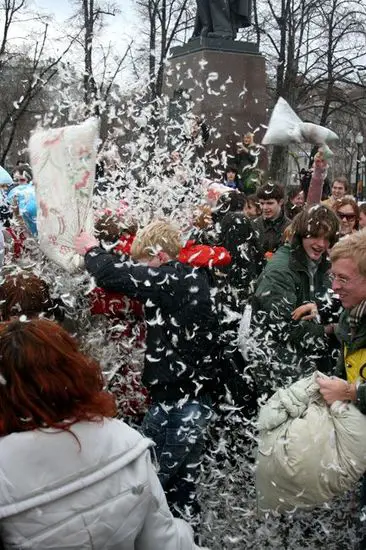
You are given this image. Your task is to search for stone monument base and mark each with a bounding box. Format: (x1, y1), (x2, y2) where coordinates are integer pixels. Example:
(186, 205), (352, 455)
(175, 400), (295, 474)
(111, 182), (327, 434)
(164, 39), (267, 169)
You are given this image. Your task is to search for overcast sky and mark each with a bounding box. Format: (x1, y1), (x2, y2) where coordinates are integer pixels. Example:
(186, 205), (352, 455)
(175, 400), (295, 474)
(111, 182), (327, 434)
(30, 0), (136, 22)
(27, 0), (138, 51)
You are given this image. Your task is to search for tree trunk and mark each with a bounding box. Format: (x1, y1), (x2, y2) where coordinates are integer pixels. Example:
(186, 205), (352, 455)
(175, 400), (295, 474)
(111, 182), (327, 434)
(269, 145), (289, 185)
(83, 0), (99, 116)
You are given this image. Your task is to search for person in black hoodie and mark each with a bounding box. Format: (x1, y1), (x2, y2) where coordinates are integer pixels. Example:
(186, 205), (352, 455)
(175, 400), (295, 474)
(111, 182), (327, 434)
(195, 192), (262, 467)
(200, 191), (263, 329)
(75, 219), (219, 526)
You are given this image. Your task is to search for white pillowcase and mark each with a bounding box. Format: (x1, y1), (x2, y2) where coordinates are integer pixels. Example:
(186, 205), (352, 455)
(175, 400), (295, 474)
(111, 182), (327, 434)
(29, 118), (98, 272)
(262, 97), (338, 146)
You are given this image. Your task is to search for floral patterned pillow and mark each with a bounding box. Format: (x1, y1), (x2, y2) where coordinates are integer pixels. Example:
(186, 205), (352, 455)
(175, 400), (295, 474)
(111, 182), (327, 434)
(29, 118), (98, 272)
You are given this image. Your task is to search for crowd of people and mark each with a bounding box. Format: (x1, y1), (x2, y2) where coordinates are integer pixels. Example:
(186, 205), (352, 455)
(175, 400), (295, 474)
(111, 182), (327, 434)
(1, 152), (366, 550)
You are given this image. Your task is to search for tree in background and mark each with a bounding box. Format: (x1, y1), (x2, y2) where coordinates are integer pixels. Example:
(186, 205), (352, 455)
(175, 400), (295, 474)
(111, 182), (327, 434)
(0, 0), (135, 165)
(0, 0), (77, 164)
(251, 0), (366, 182)
(134, 0), (194, 101)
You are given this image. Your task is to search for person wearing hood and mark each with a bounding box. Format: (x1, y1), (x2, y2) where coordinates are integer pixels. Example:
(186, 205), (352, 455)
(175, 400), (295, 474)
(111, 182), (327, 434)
(7, 180), (37, 236)
(249, 205), (341, 398)
(0, 318), (204, 550)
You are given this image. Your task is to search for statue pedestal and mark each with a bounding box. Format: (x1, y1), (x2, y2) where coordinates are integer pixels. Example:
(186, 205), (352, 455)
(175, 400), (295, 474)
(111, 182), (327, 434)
(164, 39), (267, 168)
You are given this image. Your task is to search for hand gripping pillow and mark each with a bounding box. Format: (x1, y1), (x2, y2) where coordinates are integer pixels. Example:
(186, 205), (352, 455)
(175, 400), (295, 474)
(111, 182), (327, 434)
(256, 372), (366, 513)
(262, 97), (338, 146)
(29, 118), (98, 272)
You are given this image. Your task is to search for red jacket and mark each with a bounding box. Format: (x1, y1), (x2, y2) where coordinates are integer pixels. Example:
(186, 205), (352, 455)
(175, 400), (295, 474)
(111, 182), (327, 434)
(5, 227), (26, 259)
(89, 287), (144, 320)
(114, 233), (135, 256)
(178, 240), (231, 267)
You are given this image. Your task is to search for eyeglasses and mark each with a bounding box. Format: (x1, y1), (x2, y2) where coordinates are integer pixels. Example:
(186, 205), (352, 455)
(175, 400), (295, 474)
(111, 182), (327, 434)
(329, 273), (361, 285)
(329, 273), (349, 285)
(337, 212), (356, 221)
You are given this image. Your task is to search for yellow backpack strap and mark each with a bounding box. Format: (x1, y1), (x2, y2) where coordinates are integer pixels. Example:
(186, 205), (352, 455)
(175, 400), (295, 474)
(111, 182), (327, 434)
(344, 345), (366, 384)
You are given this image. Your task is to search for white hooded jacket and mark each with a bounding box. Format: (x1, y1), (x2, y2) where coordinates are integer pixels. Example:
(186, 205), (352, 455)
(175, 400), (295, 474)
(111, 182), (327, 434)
(0, 418), (202, 549)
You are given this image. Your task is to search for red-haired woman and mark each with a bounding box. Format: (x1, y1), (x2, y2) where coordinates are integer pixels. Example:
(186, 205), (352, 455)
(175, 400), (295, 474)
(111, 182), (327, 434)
(0, 319), (202, 550)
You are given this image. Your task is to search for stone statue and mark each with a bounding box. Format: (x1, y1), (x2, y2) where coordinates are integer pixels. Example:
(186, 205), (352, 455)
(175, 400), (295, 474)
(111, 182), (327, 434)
(191, 0), (252, 41)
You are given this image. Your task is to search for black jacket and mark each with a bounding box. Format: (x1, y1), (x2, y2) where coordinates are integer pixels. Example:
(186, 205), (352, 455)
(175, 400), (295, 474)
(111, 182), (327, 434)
(85, 248), (219, 402)
(253, 211), (290, 254)
(214, 212), (264, 306)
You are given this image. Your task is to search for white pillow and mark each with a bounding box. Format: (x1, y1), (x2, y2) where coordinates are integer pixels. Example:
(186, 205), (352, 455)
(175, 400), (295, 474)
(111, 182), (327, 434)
(300, 122), (338, 144)
(29, 118), (99, 272)
(262, 97), (338, 146)
(256, 372), (366, 512)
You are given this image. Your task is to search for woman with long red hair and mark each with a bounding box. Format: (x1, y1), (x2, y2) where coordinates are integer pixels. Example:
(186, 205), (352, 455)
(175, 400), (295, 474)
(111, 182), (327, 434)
(0, 319), (202, 550)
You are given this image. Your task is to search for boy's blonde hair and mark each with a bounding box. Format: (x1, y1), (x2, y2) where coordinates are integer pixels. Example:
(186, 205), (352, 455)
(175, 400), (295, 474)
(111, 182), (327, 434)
(330, 229), (366, 277)
(130, 219), (181, 260)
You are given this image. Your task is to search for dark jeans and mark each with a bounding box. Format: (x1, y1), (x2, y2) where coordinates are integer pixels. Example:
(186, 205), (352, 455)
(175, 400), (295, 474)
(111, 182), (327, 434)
(141, 395), (213, 520)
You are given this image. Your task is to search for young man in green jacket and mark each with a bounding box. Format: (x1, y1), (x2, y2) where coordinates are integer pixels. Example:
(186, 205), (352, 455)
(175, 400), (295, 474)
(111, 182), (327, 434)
(250, 205), (340, 397)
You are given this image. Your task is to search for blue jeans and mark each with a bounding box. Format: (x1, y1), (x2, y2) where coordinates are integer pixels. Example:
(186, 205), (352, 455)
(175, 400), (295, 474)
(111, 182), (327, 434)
(141, 395), (213, 516)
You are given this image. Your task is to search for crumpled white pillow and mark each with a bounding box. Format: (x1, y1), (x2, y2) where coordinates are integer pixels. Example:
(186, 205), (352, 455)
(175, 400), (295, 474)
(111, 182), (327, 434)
(256, 371), (366, 513)
(262, 97), (338, 146)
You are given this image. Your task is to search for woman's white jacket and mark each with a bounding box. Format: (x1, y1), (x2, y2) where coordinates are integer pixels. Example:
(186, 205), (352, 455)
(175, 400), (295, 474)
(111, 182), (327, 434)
(0, 418), (202, 549)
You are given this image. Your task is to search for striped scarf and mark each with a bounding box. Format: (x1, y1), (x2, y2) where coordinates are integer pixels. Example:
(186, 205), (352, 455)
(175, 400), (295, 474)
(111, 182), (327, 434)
(349, 299), (366, 331)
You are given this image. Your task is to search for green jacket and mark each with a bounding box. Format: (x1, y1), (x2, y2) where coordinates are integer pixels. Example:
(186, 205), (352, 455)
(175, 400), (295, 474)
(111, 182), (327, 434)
(335, 310), (366, 414)
(250, 239), (333, 395)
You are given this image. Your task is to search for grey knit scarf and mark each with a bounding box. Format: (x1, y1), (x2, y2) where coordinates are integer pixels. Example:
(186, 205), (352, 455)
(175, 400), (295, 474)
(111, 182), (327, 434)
(349, 299), (366, 331)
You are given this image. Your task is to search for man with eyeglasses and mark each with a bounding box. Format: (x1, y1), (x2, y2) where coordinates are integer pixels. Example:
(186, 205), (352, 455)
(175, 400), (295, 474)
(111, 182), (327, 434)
(317, 229), (366, 546)
(317, 231), (366, 404)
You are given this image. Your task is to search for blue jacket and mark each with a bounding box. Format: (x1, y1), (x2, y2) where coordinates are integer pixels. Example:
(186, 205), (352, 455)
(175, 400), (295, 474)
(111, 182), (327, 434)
(7, 184), (37, 236)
